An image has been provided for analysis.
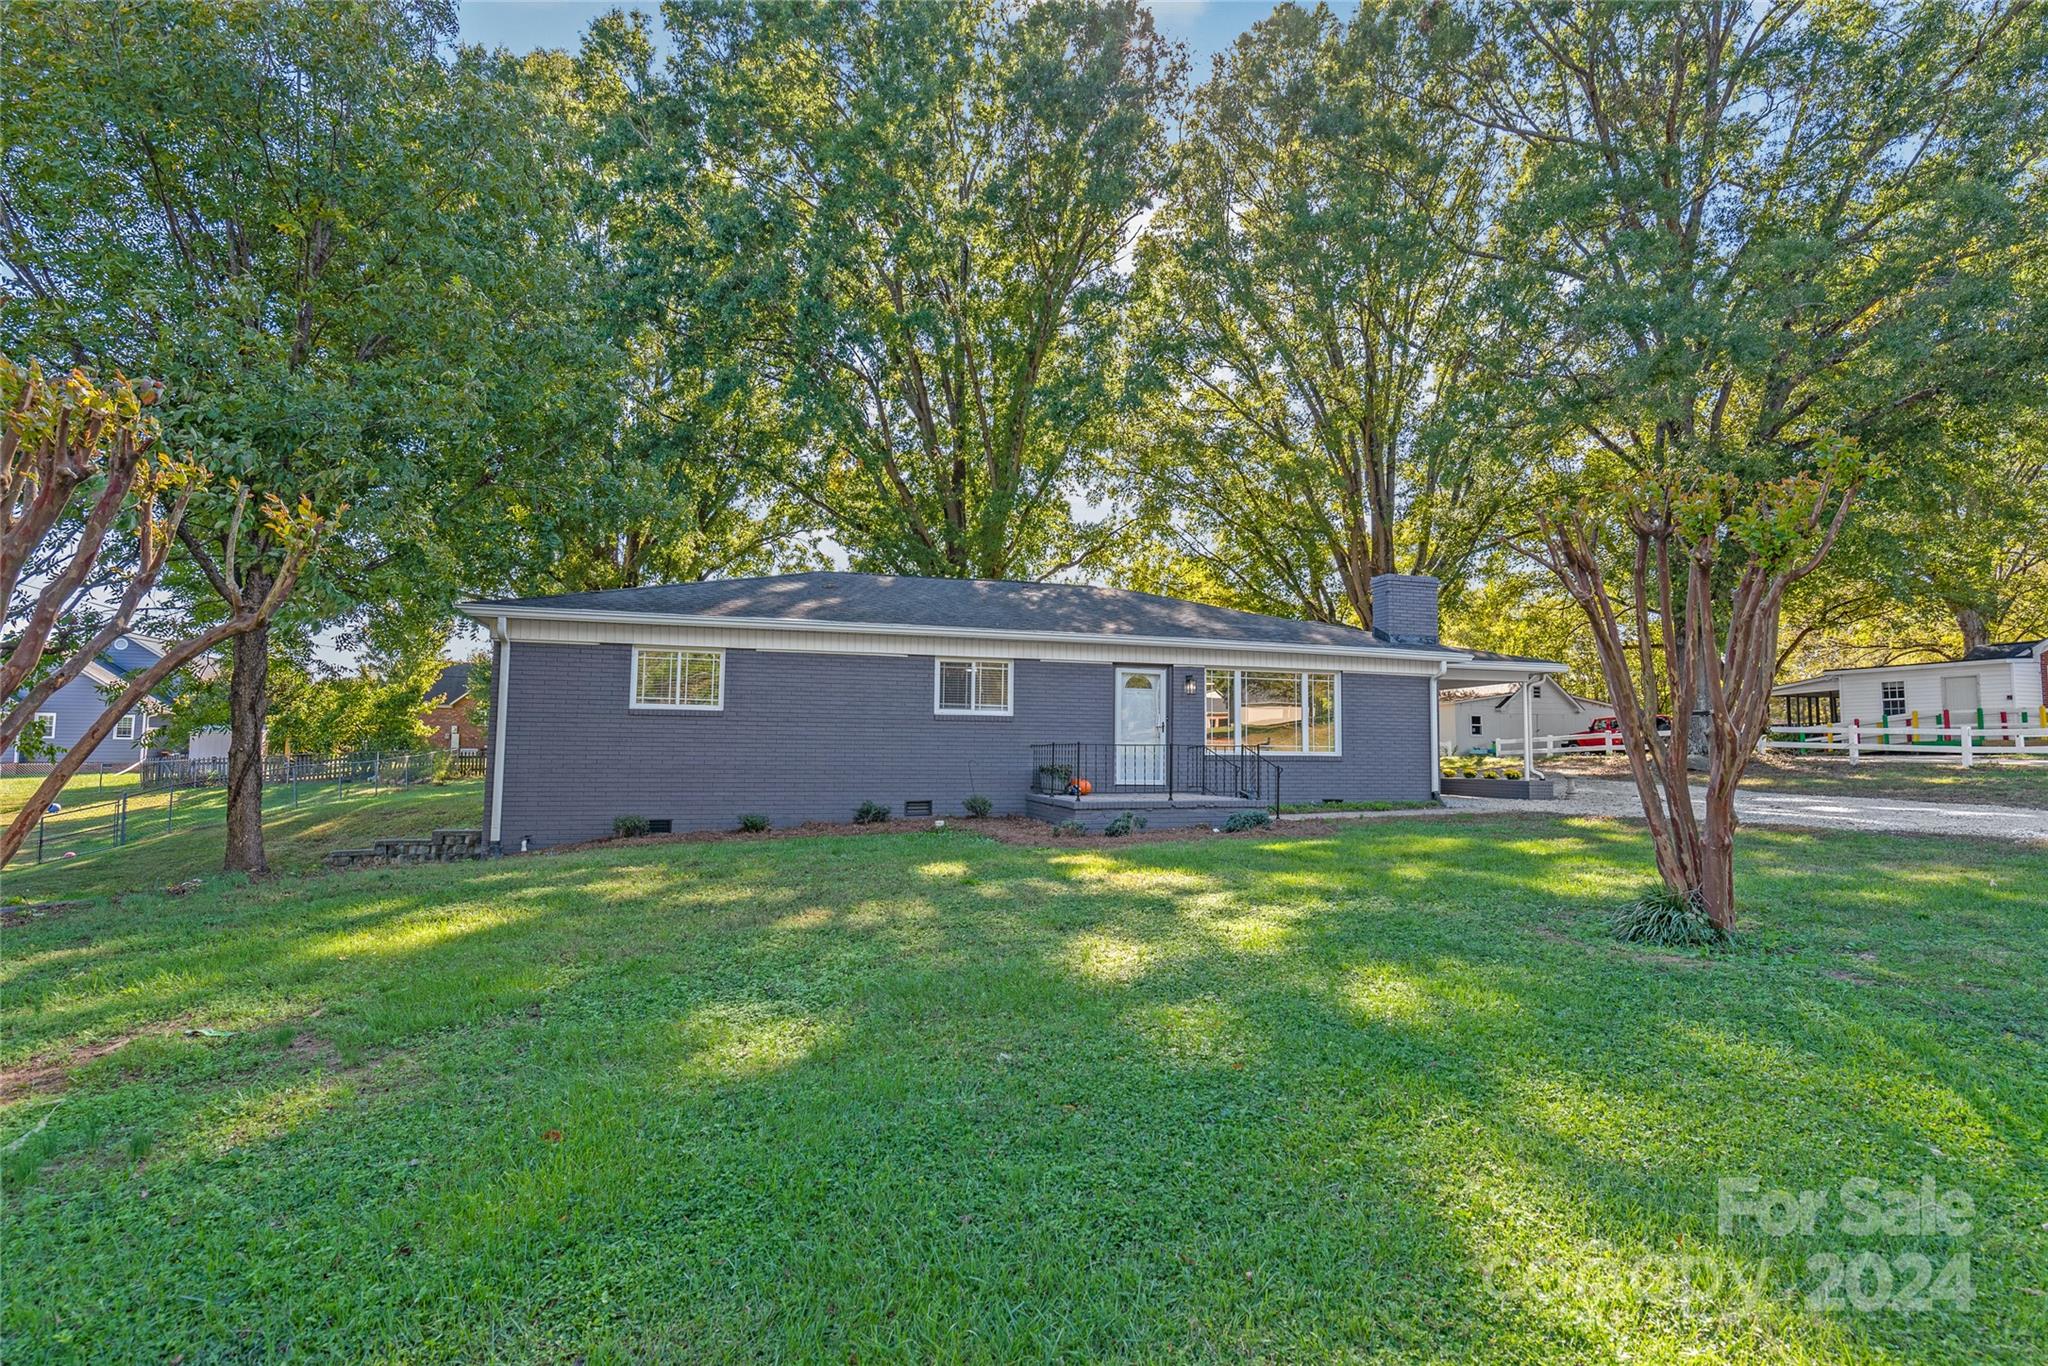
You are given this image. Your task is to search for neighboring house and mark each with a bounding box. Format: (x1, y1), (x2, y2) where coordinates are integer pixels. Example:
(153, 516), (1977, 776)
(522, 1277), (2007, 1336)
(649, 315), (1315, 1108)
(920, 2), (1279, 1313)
(422, 663), (485, 754)
(1, 632), (238, 769)
(2, 634), (164, 770)
(1772, 640), (2048, 731)
(459, 571), (1565, 850)
(1438, 680), (1600, 751)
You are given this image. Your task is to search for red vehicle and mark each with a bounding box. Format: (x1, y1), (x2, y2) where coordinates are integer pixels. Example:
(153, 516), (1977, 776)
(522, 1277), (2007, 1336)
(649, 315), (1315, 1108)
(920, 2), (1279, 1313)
(1571, 715), (1672, 747)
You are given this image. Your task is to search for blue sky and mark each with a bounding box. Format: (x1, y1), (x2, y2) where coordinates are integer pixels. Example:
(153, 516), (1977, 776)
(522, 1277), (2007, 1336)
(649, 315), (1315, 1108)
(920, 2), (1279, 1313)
(457, 1), (1285, 68)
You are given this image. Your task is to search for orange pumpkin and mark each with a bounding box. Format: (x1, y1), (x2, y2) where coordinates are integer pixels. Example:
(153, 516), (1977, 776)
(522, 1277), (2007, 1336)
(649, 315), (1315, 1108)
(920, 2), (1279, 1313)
(1074, 778), (1093, 796)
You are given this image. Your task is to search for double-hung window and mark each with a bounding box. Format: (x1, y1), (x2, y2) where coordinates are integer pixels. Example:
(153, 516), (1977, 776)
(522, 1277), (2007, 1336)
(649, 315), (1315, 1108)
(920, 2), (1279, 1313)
(936, 659), (1011, 716)
(114, 712), (138, 741)
(1880, 680), (1906, 718)
(631, 648), (723, 710)
(1203, 668), (1339, 754)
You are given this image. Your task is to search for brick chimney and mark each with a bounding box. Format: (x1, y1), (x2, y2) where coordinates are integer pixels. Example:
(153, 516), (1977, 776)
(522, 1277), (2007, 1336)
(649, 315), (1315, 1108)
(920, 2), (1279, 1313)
(1370, 573), (1440, 645)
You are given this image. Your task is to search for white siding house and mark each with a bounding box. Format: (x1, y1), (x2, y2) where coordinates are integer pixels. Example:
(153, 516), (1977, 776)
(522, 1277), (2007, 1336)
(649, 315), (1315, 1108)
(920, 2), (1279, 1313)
(1439, 681), (1600, 751)
(1773, 640), (2047, 734)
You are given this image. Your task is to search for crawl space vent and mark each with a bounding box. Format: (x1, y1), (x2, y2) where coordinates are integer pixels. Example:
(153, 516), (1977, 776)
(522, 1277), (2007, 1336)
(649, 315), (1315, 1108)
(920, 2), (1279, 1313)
(647, 819), (673, 834)
(903, 800), (933, 818)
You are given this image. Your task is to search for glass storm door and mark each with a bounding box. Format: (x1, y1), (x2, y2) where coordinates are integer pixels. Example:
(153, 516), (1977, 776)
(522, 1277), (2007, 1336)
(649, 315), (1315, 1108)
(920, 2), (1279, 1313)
(1115, 668), (1167, 786)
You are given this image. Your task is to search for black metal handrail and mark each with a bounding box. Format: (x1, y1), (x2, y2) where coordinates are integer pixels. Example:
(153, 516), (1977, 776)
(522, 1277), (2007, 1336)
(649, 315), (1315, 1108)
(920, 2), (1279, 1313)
(1029, 742), (1283, 813)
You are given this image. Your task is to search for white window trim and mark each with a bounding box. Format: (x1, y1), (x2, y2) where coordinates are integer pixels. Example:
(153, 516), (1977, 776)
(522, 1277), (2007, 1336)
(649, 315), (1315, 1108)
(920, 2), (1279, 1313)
(32, 712), (58, 751)
(1204, 668), (1342, 757)
(1880, 680), (1907, 717)
(934, 657), (1013, 717)
(628, 646), (725, 711)
(114, 711), (138, 740)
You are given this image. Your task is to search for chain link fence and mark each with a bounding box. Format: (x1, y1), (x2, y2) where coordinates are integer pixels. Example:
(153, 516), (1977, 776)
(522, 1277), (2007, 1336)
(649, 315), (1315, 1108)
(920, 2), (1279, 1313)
(17, 750), (485, 867)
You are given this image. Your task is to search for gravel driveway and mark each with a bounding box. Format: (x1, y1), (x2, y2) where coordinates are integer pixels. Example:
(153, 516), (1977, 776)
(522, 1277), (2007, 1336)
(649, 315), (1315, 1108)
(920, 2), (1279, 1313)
(1438, 777), (2048, 844)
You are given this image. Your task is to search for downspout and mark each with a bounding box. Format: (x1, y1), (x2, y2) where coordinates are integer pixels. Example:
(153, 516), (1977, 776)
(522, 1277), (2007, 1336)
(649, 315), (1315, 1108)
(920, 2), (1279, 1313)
(488, 616), (510, 855)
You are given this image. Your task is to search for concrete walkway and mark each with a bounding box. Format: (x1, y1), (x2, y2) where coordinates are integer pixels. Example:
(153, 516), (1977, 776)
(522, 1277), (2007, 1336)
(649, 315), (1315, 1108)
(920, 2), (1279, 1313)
(1434, 777), (2048, 845)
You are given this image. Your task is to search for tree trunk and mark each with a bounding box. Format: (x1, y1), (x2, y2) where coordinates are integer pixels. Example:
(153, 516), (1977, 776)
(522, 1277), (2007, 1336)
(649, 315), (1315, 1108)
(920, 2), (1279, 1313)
(1697, 767), (1739, 932)
(1954, 604), (1990, 654)
(224, 597), (270, 875)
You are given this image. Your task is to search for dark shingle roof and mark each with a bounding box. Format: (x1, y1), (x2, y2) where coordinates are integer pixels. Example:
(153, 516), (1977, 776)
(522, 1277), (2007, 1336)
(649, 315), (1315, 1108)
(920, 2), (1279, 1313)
(425, 663), (472, 705)
(1961, 640), (2045, 661)
(467, 572), (1458, 655)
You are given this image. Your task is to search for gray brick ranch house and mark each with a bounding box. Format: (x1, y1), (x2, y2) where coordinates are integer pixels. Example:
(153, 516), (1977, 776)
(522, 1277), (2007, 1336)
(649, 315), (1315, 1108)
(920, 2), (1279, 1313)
(459, 572), (1563, 849)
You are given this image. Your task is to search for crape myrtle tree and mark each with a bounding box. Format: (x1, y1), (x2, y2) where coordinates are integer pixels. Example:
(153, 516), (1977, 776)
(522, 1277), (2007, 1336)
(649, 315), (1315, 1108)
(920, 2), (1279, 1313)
(2, 0), (587, 872)
(1118, 1), (1518, 627)
(0, 358), (322, 866)
(651, 0), (1182, 580)
(1460, 0), (2048, 931)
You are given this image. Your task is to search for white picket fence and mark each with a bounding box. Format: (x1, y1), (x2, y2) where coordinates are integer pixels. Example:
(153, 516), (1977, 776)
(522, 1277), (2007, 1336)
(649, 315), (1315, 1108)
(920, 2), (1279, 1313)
(1488, 723), (2048, 767)
(1760, 722), (2048, 766)
(1487, 729), (1628, 758)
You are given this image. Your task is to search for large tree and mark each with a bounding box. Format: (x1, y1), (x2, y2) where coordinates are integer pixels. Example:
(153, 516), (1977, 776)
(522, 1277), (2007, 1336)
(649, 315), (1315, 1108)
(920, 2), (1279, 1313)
(1463, 0), (2047, 930)
(2, 0), (581, 871)
(1116, 1), (1517, 628)
(636, 0), (1180, 580)
(477, 19), (820, 596)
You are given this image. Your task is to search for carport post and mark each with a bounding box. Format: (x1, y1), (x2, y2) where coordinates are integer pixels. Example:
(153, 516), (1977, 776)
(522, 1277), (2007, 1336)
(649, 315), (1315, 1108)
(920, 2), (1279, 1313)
(1521, 674), (1538, 778)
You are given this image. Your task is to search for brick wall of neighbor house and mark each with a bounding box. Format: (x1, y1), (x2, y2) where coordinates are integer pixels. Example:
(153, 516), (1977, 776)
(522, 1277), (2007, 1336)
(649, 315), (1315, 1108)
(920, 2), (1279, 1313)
(491, 643), (1436, 848)
(422, 694), (484, 751)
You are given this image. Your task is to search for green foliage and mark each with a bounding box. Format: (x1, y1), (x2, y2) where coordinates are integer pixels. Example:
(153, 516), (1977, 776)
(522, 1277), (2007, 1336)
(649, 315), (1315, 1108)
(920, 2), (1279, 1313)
(853, 801), (892, 826)
(612, 815), (651, 839)
(0, 0), (587, 647)
(638, 0), (1181, 578)
(1466, 1), (2045, 496)
(736, 813), (771, 833)
(262, 650), (441, 758)
(1440, 755), (1525, 781)
(1114, 2), (1514, 626)
(1611, 887), (1730, 948)
(1053, 819), (1085, 837)
(1102, 810), (1148, 838)
(1222, 810), (1272, 833)
(961, 795), (994, 820)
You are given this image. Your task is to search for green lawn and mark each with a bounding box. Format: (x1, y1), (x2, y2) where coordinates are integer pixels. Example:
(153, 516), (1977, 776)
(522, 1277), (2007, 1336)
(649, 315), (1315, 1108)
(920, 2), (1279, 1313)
(0, 770), (142, 816)
(3, 817), (2043, 1361)
(1543, 751), (2048, 806)
(2, 781), (485, 902)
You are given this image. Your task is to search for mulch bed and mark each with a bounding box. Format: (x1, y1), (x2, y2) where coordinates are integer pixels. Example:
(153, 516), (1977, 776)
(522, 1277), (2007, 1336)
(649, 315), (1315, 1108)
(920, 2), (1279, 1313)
(544, 813), (1367, 856)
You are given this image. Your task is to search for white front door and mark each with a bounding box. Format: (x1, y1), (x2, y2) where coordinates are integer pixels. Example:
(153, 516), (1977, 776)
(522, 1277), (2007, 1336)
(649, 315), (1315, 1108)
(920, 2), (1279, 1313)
(1115, 668), (1167, 786)
(1941, 673), (1981, 718)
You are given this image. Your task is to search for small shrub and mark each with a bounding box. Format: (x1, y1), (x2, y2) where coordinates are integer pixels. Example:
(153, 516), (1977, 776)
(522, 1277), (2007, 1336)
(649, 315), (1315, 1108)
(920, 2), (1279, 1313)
(1439, 754), (1525, 780)
(1102, 810), (1148, 838)
(612, 814), (651, 839)
(853, 800), (891, 825)
(1611, 887), (1729, 947)
(736, 812), (770, 833)
(962, 794), (994, 819)
(1223, 809), (1272, 832)
(1054, 819), (1085, 837)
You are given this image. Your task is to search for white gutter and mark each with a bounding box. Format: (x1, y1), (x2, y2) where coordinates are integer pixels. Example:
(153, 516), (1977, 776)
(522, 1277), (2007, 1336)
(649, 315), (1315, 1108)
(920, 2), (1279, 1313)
(488, 615), (510, 854)
(455, 600), (1485, 666)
